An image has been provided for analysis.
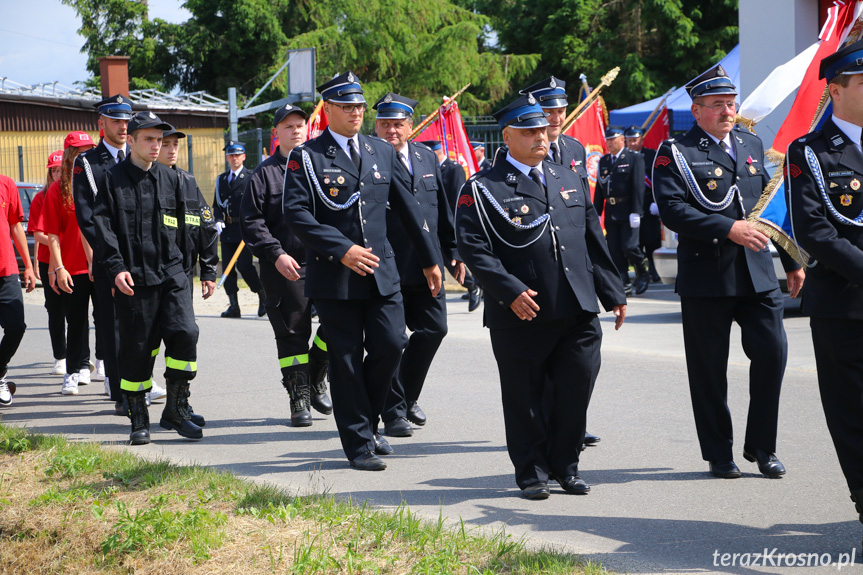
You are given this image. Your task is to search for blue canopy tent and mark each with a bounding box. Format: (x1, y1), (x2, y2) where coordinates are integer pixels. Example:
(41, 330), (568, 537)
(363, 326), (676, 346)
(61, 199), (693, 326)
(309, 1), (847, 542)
(608, 44), (740, 133)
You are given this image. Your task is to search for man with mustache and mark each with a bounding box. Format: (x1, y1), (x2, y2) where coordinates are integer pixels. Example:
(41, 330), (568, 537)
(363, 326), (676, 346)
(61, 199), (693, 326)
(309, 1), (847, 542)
(455, 93), (626, 499)
(652, 64), (804, 479)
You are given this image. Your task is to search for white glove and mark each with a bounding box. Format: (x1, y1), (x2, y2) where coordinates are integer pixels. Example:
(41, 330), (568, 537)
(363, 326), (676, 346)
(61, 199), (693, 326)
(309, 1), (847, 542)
(215, 221), (225, 235)
(649, 202), (659, 216)
(629, 213), (641, 229)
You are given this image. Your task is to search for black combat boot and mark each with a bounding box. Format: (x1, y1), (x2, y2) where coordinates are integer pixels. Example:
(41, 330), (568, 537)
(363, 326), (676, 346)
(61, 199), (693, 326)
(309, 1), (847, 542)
(308, 347), (333, 415)
(159, 380), (203, 439)
(179, 384), (206, 427)
(125, 391), (150, 445)
(282, 372), (312, 427)
(633, 258), (651, 295)
(257, 291), (267, 318)
(221, 293), (241, 318)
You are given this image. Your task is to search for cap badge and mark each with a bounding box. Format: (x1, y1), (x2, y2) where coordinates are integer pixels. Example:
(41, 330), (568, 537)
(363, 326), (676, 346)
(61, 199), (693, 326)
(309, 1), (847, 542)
(148, 111), (156, 119)
(717, 65), (726, 76)
(116, 96), (123, 103)
(707, 180), (717, 190)
(851, 178), (861, 191)
(347, 72), (355, 83)
(550, 78), (557, 89)
(383, 93), (393, 104)
(714, 167), (723, 177)
(527, 94), (536, 105)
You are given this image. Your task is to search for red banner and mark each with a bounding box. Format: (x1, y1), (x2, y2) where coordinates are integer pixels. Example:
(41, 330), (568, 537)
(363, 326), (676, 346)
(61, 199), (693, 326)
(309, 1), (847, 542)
(416, 98), (479, 178)
(307, 100), (328, 141)
(564, 99), (608, 201)
(644, 105), (669, 151)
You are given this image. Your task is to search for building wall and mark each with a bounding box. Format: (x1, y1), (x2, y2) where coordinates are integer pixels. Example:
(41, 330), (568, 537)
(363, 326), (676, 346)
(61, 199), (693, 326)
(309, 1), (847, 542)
(0, 127), (227, 203)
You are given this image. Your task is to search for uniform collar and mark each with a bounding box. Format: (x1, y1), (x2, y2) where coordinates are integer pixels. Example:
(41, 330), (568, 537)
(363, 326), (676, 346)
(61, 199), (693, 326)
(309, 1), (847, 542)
(231, 167), (243, 178)
(103, 140), (124, 161)
(832, 115), (863, 150)
(327, 127), (359, 155)
(505, 151), (545, 185)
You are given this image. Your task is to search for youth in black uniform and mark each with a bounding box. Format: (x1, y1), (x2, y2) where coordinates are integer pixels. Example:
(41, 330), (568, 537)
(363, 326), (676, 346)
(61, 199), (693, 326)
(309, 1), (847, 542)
(283, 72), (442, 471)
(93, 112), (202, 445)
(73, 94), (130, 413)
(455, 93), (627, 499)
(625, 125), (662, 283)
(214, 141), (265, 318)
(596, 125), (649, 294)
(652, 65), (804, 479)
(241, 103), (332, 428)
(373, 93), (464, 437)
(786, 41), (863, 538)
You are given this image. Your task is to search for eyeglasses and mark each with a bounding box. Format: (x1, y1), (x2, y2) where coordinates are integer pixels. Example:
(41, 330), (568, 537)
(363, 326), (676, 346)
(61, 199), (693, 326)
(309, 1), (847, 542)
(331, 103), (367, 114)
(696, 101), (738, 112)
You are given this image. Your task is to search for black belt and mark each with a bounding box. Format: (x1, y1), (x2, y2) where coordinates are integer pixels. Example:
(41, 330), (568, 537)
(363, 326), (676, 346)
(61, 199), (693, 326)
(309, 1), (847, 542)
(607, 196), (630, 205)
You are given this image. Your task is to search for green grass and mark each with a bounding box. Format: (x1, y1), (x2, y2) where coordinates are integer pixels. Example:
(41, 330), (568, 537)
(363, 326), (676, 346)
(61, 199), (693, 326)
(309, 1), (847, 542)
(0, 423), (607, 574)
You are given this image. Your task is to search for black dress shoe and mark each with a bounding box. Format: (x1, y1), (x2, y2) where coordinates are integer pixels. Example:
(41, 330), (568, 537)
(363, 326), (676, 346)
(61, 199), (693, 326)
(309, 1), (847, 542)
(743, 447), (786, 478)
(349, 451), (387, 471)
(522, 482), (550, 500)
(406, 402), (427, 426)
(460, 292), (471, 300)
(374, 433), (394, 456)
(584, 432), (600, 445)
(709, 460), (742, 478)
(384, 417), (413, 437)
(468, 287), (482, 312)
(554, 475), (590, 495)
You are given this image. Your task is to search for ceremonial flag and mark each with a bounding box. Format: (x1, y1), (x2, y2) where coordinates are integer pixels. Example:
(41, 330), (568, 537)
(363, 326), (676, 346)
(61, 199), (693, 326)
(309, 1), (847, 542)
(307, 100), (328, 141)
(417, 98), (479, 177)
(643, 104), (669, 151)
(564, 98), (607, 201)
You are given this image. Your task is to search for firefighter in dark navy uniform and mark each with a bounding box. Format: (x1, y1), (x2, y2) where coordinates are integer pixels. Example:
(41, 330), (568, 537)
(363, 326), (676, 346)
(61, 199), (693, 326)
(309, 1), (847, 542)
(625, 125), (662, 283)
(653, 64), (804, 479)
(786, 40), (863, 540)
(241, 103), (332, 428)
(93, 112), (204, 445)
(472, 141), (492, 172)
(214, 141), (265, 318)
(455, 93), (627, 500)
(596, 125), (649, 295)
(373, 92), (465, 437)
(283, 72), (442, 471)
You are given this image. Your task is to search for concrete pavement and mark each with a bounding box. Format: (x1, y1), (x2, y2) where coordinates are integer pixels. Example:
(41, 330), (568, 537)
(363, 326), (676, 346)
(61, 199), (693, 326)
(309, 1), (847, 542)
(2, 283), (862, 574)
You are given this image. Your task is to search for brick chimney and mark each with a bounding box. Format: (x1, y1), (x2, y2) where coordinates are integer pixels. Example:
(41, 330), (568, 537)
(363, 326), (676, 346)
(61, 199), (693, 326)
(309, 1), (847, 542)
(99, 56), (130, 97)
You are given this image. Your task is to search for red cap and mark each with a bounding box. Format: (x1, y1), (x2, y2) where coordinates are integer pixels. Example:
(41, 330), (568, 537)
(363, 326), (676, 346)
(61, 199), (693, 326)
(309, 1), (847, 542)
(47, 150), (63, 169)
(64, 131), (94, 149)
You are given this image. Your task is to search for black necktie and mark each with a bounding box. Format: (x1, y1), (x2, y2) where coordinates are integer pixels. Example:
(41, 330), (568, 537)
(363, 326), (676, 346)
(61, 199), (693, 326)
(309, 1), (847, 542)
(399, 153), (411, 175)
(116, 149), (125, 163)
(529, 167), (544, 192)
(229, 172), (235, 184)
(349, 139), (361, 170)
(549, 142), (559, 163)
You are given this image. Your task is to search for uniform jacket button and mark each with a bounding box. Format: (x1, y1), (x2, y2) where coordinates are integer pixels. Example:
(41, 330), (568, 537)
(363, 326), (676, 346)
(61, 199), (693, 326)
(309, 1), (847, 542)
(328, 256), (333, 261)
(712, 238), (718, 244)
(360, 182), (365, 187)
(362, 200), (366, 205)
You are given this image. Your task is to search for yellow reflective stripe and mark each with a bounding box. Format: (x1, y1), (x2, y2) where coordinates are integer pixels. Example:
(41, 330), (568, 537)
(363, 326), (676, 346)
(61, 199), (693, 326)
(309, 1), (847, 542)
(151, 347), (160, 357)
(165, 357), (197, 372)
(185, 214), (200, 226)
(313, 335), (327, 352)
(163, 214), (178, 228)
(120, 378), (153, 392)
(279, 354), (309, 369)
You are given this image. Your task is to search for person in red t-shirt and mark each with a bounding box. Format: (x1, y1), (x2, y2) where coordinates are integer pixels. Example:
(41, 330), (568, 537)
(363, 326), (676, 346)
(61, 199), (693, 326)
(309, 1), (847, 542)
(0, 173), (36, 407)
(29, 150), (67, 376)
(43, 132), (96, 396)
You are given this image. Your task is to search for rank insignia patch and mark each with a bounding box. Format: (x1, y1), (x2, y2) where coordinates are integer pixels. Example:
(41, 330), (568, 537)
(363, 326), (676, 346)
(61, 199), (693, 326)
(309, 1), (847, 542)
(841, 194), (853, 206)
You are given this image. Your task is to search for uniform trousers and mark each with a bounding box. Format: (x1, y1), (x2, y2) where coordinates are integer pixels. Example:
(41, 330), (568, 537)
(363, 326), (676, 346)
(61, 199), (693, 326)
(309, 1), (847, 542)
(640, 213), (662, 274)
(489, 312), (601, 489)
(93, 264), (121, 400)
(115, 272), (198, 392)
(220, 239), (262, 296)
(60, 273), (91, 375)
(0, 274), (26, 374)
(381, 285), (447, 424)
(315, 291), (407, 460)
(39, 261), (66, 360)
(680, 288), (786, 462)
(605, 219), (644, 283)
(260, 265), (326, 379)
(810, 317), (863, 492)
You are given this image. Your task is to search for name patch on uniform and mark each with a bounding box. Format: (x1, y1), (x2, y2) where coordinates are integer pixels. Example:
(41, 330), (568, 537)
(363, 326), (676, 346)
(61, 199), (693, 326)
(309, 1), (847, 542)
(502, 196), (525, 203)
(691, 162), (713, 166)
(654, 156), (671, 168)
(323, 168), (342, 173)
(163, 214), (178, 228)
(185, 214), (200, 226)
(829, 171), (854, 177)
(457, 194), (474, 208)
(287, 160), (300, 171)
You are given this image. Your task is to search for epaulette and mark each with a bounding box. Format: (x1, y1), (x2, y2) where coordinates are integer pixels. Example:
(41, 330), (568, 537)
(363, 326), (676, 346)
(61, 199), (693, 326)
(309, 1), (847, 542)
(795, 131), (820, 144)
(367, 135), (387, 143)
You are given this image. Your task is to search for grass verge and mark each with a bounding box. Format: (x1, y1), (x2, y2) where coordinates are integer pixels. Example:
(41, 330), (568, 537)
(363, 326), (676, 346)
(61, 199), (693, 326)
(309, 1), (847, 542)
(0, 423), (606, 574)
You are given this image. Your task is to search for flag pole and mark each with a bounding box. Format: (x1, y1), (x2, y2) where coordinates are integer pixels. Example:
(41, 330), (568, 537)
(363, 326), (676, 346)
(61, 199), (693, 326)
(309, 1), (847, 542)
(216, 241), (246, 290)
(307, 99), (324, 126)
(409, 84), (471, 140)
(562, 67), (620, 133)
(640, 87), (675, 131)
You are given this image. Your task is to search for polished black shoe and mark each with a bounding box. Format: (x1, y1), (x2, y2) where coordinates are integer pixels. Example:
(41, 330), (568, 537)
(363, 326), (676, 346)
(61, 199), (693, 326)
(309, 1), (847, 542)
(373, 433), (394, 456)
(709, 460), (742, 479)
(584, 432), (600, 445)
(349, 451), (387, 471)
(743, 447), (786, 478)
(554, 474), (590, 495)
(460, 292), (471, 300)
(406, 401), (427, 426)
(308, 350), (333, 416)
(522, 482), (550, 500)
(384, 417), (413, 437)
(468, 287), (482, 312)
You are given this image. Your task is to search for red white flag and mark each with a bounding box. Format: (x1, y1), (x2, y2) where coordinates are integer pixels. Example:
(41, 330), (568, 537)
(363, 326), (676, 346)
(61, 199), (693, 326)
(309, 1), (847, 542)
(307, 100), (329, 141)
(644, 105), (669, 151)
(416, 98), (479, 177)
(564, 99), (608, 201)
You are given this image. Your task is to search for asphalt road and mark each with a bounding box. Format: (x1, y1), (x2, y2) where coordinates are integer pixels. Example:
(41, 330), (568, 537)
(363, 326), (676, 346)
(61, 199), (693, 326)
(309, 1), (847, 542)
(3, 282), (862, 574)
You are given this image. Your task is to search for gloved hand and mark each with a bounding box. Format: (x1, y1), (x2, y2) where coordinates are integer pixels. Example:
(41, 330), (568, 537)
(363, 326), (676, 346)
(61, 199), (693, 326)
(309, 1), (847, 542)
(629, 213), (641, 229)
(215, 221), (225, 235)
(649, 202), (659, 216)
